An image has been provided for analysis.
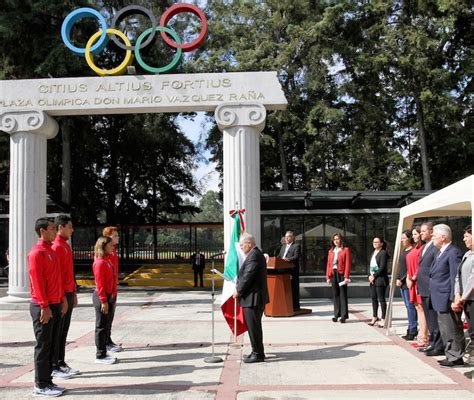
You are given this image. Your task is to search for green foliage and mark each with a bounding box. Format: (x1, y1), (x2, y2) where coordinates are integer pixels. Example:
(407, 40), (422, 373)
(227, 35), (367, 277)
(0, 0), (200, 223)
(180, 190), (223, 223)
(1, 0), (472, 226)
(193, 0), (473, 191)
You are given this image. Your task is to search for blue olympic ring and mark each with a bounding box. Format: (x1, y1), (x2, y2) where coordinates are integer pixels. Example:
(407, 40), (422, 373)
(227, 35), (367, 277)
(61, 8), (108, 57)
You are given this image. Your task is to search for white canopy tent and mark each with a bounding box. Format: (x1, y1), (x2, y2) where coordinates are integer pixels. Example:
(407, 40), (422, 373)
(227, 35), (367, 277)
(386, 175), (474, 328)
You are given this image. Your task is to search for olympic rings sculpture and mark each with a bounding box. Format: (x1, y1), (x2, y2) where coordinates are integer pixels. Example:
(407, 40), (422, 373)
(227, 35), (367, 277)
(61, 3), (207, 76)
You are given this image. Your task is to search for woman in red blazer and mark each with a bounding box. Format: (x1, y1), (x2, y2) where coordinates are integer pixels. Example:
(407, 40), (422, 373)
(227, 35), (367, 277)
(326, 233), (352, 323)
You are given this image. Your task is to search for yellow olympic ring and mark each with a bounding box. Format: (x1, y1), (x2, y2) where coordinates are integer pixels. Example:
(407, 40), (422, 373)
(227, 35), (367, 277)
(85, 29), (133, 76)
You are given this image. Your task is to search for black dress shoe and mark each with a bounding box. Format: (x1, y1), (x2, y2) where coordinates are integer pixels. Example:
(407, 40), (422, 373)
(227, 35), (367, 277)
(438, 358), (464, 368)
(402, 333), (417, 341)
(425, 349), (444, 357)
(244, 352), (265, 360)
(243, 355), (265, 363)
(332, 317), (338, 322)
(340, 318), (346, 323)
(418, 345), (434, 353)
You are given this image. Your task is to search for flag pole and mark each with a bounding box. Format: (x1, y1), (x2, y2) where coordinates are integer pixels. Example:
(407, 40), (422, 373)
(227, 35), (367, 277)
(234, 296), (238, 343)
(234, 201), (239, 344)
(204, 257), (223, 363)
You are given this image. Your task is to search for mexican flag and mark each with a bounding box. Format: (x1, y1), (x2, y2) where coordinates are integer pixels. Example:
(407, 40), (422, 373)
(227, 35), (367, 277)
(220, 210), (247, 336)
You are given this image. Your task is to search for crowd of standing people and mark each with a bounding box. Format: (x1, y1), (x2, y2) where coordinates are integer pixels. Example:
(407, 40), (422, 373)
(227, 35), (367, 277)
(323, 221), (472, 369)
(397, 222), (473, 367)
(25, 215), (472, 397)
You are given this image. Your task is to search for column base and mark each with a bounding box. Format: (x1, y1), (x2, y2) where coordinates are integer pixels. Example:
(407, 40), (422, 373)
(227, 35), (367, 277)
(0, 294), (30, 310)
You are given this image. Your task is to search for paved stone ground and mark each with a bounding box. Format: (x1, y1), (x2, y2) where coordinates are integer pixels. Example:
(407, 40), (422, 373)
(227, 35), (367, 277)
(0, 288), (472, 399)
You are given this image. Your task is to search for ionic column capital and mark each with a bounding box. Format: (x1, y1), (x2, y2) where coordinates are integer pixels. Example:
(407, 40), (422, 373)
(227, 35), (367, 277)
(215, 103), (266, 133)
(0, 110), (58, 139)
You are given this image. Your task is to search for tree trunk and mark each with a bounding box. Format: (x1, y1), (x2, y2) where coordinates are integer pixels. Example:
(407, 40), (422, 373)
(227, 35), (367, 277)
(152, 179), (158, 259)
(106, 120), (119, 223)
(61, 124), (71, 205)
(277, 130), (289, 190)
(413, 91), (432, 190)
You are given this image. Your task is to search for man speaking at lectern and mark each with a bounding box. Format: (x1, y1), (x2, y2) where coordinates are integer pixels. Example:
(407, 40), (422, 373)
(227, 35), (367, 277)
(279, 230), (301, 311)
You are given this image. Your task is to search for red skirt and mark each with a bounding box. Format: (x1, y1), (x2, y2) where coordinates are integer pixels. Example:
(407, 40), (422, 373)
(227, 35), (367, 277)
(409, 282), (422, 304)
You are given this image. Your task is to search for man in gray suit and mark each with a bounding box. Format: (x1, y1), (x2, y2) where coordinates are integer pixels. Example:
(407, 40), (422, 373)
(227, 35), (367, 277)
(417, 221), (444, 355)
(278, 230), (301, 311)
(234, 233), (269, 363)
(430, 224), (464, 367)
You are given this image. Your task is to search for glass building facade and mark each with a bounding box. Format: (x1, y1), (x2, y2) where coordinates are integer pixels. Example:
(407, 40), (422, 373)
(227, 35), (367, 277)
(261, 191), (470, 276)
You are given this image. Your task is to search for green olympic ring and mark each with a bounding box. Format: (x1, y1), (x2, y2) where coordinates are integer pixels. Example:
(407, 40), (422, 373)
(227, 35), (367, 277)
(134, 27), (183, 74)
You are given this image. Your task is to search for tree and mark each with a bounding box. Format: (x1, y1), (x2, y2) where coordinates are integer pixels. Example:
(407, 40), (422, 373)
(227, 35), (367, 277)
(374, 0), (473, 189)
(194, 190), (223, 222)
(193, 0), (472, 191)
(0, 0), (202, 223)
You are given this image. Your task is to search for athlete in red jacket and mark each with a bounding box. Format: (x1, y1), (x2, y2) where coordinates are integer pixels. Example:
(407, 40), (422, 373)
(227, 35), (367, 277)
(28, 217), (67, 397)
(92, 236), (118, 364)
(51, 214), (80, 379)
(102, 226), (121, 353)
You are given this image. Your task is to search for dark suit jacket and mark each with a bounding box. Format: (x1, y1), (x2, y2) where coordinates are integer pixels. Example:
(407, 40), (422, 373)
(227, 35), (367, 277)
(429, 243), (463, 312)
(191, 253), (205, 271)
(417, 242), (438, 297)
(278, 242), (301, 270)
(371, 249), (389, 286)
(236, 247), (269, 308)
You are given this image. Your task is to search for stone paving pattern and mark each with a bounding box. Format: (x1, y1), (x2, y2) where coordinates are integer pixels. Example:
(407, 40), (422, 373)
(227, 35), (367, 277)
(0, 289), (472, 399)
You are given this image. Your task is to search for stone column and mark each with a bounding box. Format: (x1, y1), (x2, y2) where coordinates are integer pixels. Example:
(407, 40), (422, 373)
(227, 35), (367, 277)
(215, 103), (266, 249)
(0, 111), (58, 301)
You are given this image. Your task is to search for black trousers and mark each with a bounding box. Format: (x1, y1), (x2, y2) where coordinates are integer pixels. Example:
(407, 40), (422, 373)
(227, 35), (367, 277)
(291, 266), (300, 310)
(193, 268), (204, 287)
(93, 290), (114, 358)
(106, 301), (116, 346)
(331, 273), (349, 319)
(52, 292), (74, 367)
(30, 303), (61, 388)
(243, 305), (265, 357)
(370, 284), (387, 319)
(421, 296), (444, 351)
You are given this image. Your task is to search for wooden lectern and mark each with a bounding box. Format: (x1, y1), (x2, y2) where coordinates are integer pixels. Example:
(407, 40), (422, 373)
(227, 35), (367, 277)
(265, 257), (295, 317)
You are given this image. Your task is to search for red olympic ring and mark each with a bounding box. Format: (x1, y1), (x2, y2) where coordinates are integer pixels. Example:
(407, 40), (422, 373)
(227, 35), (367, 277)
(160, 3), (208, 52)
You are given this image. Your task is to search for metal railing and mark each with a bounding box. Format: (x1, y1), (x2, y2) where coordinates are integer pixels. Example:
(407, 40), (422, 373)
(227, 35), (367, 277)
(72, 222), (224, 264)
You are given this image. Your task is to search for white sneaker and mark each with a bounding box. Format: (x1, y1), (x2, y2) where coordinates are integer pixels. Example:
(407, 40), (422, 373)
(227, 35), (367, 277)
(51, 368), (74, 380)
(59, 364), (80, 376)
(106, 343), (123, 352)
(95, 355), (117, 364)
(32, 385), (63, 397)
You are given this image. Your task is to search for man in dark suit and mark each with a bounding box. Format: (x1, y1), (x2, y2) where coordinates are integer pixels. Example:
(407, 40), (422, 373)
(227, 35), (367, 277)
(190, 250), (205, 287)
(278, 230), (301, 311)
(430, 224), (464, 367)
(417, 221), (444, 355)
(234, 233), (269, 363)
